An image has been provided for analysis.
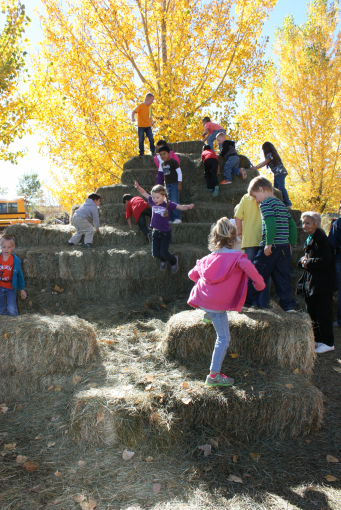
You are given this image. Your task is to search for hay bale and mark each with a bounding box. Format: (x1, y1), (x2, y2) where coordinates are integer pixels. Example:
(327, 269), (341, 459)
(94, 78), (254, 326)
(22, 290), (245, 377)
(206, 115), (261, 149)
(162, 308), (315, 375)
(5, 223), (75, 248)
(168, 141), (203, 154)
(70, 360), (323, 447)
(0, 314), (97, 400)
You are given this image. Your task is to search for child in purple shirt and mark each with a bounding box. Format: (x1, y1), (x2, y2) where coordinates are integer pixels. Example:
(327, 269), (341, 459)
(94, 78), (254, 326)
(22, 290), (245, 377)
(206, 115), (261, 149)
(134, 181), (194, 273)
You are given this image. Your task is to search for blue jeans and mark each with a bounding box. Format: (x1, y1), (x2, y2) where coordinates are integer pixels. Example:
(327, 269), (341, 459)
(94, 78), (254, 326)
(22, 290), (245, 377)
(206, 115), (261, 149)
(336, 262), (341, 326)
(138, 127), (155, 155)
(166, 183), (182, 221)
(244, 244), (296, 311)
(244, 246), (271, 308)
(207, 129), (226, 152)
(206, 311), (230, 373)
(274, 174), (292, 207)
(152, 229), (177, 265)
(0, 287), (18, 316)
(224, 155), (240, 181)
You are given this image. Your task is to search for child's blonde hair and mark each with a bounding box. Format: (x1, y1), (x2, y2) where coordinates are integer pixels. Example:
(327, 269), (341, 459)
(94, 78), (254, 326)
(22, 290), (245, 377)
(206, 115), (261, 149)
(208, 217), (237, 251)
(248, 176), (273, 195)
(151, 185), (169, 217)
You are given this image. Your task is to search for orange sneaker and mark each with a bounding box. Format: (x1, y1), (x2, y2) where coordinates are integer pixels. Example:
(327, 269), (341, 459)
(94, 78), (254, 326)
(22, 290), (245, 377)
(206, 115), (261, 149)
(220, 180), (232, 184)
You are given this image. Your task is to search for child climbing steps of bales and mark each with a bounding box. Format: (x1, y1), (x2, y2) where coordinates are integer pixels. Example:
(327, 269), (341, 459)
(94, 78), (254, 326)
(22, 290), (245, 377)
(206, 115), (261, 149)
(67, 193), (101, 248)
(154, 140), (180, 184)
(0, 235), (27, 316)
(201, 144), (220, 197)
(157, 145), (183, 224)
(187, 218), (265, 387)
(134, 181), (194, 274)
(216, 132), (247, 184)
(123, 194), (152, 243)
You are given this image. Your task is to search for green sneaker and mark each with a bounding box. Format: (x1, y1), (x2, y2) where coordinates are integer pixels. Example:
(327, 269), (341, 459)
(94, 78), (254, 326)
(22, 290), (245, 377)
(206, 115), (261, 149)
(202, 313), (212, 324)
(205, 373), (234, 387)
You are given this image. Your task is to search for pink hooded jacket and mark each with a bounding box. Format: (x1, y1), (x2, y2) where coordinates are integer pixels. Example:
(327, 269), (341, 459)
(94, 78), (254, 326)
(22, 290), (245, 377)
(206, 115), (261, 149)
(188, 250), (265, 312)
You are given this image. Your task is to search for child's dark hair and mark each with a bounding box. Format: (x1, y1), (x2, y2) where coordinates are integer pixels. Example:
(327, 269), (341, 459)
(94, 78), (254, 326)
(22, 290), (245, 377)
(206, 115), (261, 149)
(1, 234), (15, 245)
(151, 185), (169, 217)
(88, 193), (101, 201)
(158, 145), (170, 153)
(262, 142), (281, 167)
(203, 144), (211, 151)
(202, 116), (211, 123)
(122, 194), (133, 204)
(156, 139), (168, 147)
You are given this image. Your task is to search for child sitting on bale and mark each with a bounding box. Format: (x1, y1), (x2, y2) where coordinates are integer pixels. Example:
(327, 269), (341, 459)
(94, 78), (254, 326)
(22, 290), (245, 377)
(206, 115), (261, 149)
(67, 193), (101, 248)
(187, 217), (265, 387)
(0, 234), (27, 316)
(123, 194), (152, 243)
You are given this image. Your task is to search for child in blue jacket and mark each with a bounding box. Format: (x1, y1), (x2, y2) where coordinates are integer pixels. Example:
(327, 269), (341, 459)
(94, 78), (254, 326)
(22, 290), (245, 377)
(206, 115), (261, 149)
(0, 234), (27, 316)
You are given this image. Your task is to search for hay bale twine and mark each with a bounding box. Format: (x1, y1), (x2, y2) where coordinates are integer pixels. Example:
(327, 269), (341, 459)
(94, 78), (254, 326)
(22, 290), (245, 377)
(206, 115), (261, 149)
(0, 314), (97, 400)
(162, 308), (315, 376)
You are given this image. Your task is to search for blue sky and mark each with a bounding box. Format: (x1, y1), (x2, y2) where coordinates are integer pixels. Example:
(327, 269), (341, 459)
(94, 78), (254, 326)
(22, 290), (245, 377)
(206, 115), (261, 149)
(3, 0), (309, 195)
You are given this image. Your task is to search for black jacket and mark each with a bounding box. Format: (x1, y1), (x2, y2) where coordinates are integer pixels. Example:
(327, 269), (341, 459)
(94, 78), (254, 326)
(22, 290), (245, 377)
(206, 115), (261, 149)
(296, 228), (337, 296)
(219, 141), (238, 162)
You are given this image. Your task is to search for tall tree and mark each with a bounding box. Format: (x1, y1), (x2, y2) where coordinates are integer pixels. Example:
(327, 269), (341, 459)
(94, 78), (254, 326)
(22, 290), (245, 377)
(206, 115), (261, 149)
(237, 0), (341, 213)
(33, 0), (276, 209)
(0, 0), (32, 163)
(16, 171), (43, 206)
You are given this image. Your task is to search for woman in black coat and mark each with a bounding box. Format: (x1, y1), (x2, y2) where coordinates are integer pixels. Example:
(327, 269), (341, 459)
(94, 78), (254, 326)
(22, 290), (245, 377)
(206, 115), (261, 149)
(297, 211), (337, 353)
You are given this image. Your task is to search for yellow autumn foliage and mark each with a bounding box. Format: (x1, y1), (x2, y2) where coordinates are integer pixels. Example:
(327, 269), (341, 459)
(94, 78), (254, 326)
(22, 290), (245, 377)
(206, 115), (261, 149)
(236, 0), (341, 213)
(32, 0), (276, 210)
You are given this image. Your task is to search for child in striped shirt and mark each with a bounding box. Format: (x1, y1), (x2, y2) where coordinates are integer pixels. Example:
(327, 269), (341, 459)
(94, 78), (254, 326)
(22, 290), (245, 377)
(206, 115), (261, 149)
(243, 176), (297, 312)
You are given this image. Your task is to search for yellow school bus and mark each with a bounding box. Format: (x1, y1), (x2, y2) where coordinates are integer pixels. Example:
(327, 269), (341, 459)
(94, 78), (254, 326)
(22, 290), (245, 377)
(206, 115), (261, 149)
(0, 196), (30, 228)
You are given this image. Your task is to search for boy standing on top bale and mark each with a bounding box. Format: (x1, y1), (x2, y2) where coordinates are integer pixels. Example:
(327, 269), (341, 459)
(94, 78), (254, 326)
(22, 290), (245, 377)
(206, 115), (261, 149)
(123, 194), (152, 243)
(0, 234), (27, 316)
(202, 117), (226, 152)
(201, 144), (220, 197)
(158, 145), (183, 224)
(67, 193), (101, 248)
(216, 132), (247, 185)
(131, 93), (156, 157)
(243, 176), (297, 312)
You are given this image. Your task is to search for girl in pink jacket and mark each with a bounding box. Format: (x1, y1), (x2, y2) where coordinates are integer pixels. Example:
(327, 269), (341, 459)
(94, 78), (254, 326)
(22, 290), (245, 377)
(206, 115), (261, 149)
(188, 217), (265, 387)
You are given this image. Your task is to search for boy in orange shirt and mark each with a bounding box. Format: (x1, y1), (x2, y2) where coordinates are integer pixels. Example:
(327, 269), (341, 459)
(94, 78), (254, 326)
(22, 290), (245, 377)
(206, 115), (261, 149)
(132, 93), (156, 157)
(0, 234), (27, 316)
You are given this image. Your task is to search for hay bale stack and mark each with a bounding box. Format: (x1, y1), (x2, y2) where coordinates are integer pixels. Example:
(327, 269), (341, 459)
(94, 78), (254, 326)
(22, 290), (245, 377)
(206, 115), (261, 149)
(5, 223), (74, 248)
(70, 361), (323, 447)
(0, 314), (97, 400)
(162, 308), (315, 376)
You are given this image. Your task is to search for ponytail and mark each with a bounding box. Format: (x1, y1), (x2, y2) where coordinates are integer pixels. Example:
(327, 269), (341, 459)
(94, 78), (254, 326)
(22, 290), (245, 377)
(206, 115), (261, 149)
(162, 193), (169, 217)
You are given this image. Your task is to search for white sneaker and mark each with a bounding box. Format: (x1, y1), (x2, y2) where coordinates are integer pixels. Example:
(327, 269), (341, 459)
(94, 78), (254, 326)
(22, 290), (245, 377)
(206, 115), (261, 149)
(315, 343), (335, 354)
(315, 342), (323, 348)
(286, 309), (295, 313)
(333, 321), (340, 327)
(172, 219), (182, 224)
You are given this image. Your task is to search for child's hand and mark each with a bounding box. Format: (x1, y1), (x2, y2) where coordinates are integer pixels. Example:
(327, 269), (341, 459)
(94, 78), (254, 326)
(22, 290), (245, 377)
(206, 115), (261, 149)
(178, 182), (182, 191)
(188, 204), (195, 210)
(21, 290), (27, 300)
(134, 180), (140, 189)
(264, 244), (272, 256)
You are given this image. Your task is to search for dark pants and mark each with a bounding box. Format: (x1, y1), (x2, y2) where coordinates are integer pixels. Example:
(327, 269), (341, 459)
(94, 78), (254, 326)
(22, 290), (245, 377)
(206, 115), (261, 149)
(245, 243), (296, 311)
(274, 174), (292, 207)
(335, 261), (341, 326)
(152, 230), (176, 265)
(305, 292), (334, 347)
(137, 207), (152, 238)
(204, 158), (218, 190)
(138, 127), (155, 155)
(244, 246), (271, 308)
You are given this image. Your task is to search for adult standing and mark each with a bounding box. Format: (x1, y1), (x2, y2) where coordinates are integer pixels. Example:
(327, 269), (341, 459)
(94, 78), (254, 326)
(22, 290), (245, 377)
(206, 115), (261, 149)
(328, 216), (341, 328)
(296, 212), (337, 353)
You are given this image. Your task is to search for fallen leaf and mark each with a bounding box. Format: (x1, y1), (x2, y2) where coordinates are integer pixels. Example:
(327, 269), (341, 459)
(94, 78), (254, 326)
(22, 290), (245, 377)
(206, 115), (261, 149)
(294, 368), (299, 374)
(152, 483), (161, 493)
(54, 285), (64, 293)
(228, 474), (243, 483)
(72, 375), (81, 386)
(333, 366), (341, 373)
(258, 370), (266, 375)
(28, 301), (32, 306)
(0, 406), (8, 414)
(305, 439), (311, 444)
(150, 412), (159, 423)
(0, 452), (7, 457)
(28, 486), (41, 493)
(233, 455), (238, 463)
(16, 405), (23, 411)
(198, 444), (211, 457)
(122, 450), (135, 461)
(4, 443), (16, 451)
(16, 455), (28, 463)
(325, 475), (338, 482)
(4, 333), (7, 339)
(229, 353), (239, 359)
(145, 374), (156, 382)
(209, 439), (218, 449)
(145, 383), (152, 391)
(94, 410), (105, 425)
(23, 461), (38, 472)
(285, 384), (294, 389)
(327, 455), (339, 463)
(145, 456), (154, 462)
(134, 329), (138, 336)
(54, 470), (62, 477)
(48, 385), (54, 391)
(54, 386), (62, 392)
(181, 397), (192, 405)
(35, 435), (42, 440)
(73, 494), (86, 503)
(47, 442), (55, 448)
(78, 460), (86, 467)
(250, 452), (261, 461)
(161, 304), (167, 309)
(182, 381), (189, 389)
